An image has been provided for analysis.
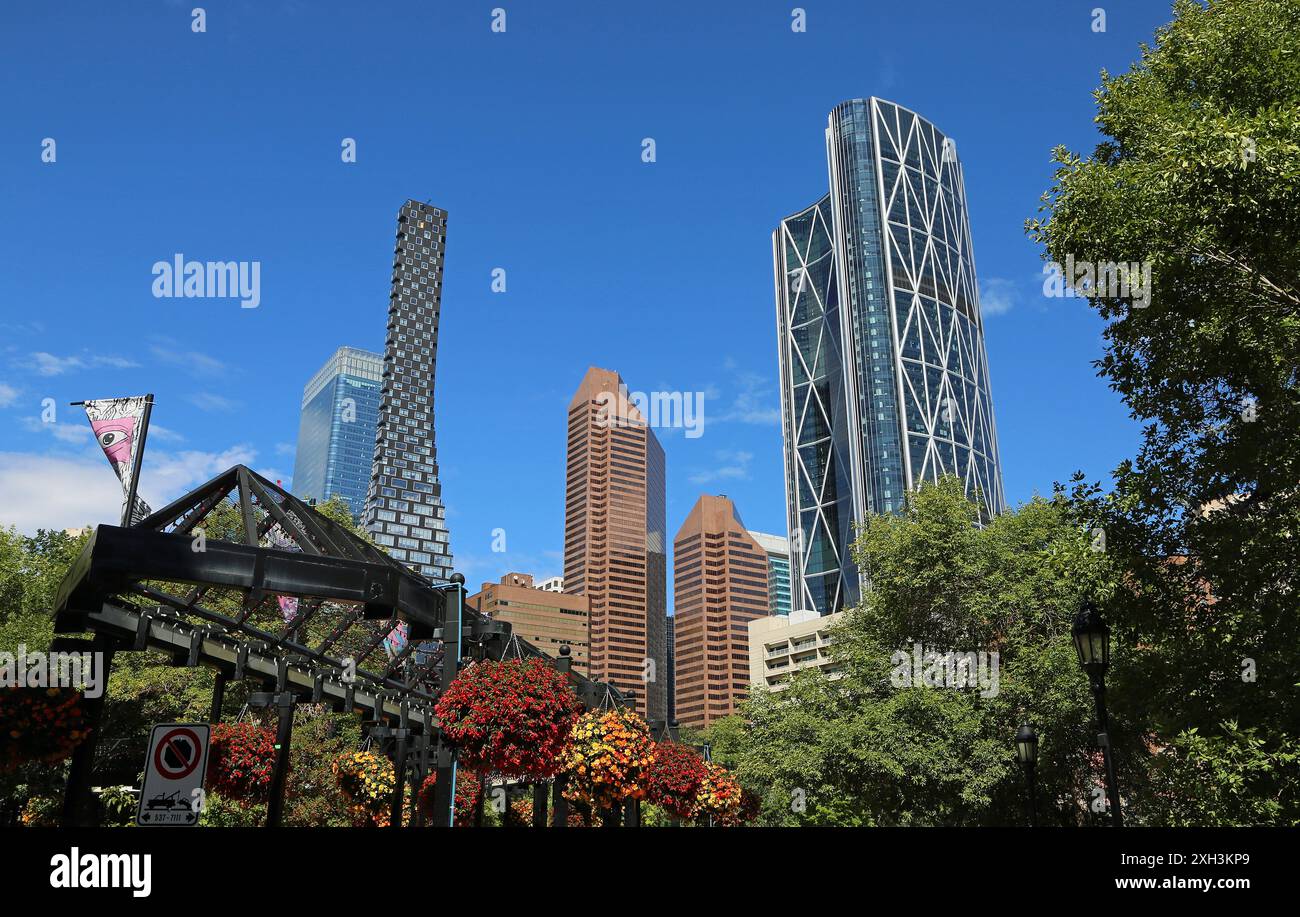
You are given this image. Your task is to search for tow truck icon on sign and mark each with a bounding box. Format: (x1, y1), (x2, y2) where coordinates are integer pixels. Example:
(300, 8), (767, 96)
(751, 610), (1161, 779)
(136, 724), (210, 826)
(145, 791), (193, 812)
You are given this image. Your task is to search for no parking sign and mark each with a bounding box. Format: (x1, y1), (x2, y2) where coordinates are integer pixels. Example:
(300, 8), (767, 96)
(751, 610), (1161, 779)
(135, 723), (210, 826)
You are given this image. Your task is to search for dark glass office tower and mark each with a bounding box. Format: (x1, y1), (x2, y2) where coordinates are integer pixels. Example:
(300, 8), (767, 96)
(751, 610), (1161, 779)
(775, 99), (1004, 616)
(362, 200), (454, 581)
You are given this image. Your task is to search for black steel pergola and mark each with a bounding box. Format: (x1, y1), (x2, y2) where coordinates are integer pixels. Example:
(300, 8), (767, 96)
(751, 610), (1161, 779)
(51, 464), (627, 828)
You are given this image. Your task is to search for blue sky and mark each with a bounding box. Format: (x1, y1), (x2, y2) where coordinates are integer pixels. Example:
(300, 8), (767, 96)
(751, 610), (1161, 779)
(0, 0), (1176, 586)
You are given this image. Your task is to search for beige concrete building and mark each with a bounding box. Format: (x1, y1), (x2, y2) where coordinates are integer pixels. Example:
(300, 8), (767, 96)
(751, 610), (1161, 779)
(749, 609), (844, 691)
(563, 367), (667, 722)
(469, 572), (590, 676)
(673, 495), (770, 728)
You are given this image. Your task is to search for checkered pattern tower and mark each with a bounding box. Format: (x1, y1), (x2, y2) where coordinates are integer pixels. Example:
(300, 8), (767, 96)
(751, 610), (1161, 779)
(363, 200), (454, 580)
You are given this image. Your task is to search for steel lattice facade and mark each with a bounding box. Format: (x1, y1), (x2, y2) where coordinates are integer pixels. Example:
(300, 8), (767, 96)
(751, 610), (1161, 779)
(774, 99), (1005, 616)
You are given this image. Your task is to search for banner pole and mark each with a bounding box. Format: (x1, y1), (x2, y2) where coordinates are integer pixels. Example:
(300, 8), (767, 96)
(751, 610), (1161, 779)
(122, 394), (154, 526)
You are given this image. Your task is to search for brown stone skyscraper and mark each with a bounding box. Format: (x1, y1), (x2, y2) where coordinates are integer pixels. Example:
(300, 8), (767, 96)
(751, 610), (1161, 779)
(563, 367), (667, 723)
(673, 494), (770, 728)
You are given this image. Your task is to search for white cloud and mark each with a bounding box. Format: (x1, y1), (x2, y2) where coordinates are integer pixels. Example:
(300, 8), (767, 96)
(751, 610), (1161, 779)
(980, 277), (1017, 316)
(149, 340), (227, 376)
(0, 444), (257, 534)
(189, 392), (240, 412)
(146, 423), (185, 443)
(142, 445), (257, 505)
(0, 453), (124, 533)
(20, 416), (91, 444)
(713, 367), (780, 426)
(0, 383), (19, 408)
(26, 352), (140, 376)
(274, 442), (296, 457)
(689, 449), (754, 485)
(254, 467), (291, 488)
(20, 413), (182, 445)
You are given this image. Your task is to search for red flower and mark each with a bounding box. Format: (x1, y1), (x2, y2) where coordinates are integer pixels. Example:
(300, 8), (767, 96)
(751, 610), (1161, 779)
(0, 687), (89, 774)
(416, 769), (482, 827)
(433, 658), (584, 779)
(644, 742), (709, 819)
(207, 722), (276, 802)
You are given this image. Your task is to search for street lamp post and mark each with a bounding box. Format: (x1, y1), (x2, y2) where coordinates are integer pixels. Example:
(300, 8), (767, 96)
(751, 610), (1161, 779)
(1014, 723), (1038, 827)
(1072, 600), (1124, 827)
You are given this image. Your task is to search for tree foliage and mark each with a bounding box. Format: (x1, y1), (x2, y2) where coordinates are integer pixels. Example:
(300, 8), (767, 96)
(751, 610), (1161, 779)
(1025, 0), (1299, 820)
(707, 479), (1120, 826)
(707, 476), (1297, 825)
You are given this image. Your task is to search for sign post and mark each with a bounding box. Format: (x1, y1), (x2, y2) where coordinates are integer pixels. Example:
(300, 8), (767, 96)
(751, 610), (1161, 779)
(136, 723), (210, 826)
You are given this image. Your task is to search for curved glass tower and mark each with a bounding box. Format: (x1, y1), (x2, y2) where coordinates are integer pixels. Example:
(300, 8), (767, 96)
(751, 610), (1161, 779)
(774, 98), (1005, 616)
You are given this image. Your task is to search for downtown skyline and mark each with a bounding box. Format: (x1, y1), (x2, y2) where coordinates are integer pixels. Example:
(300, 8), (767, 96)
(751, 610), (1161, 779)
(0, 1), (1171, 592)
(0, 0), (1291, 854)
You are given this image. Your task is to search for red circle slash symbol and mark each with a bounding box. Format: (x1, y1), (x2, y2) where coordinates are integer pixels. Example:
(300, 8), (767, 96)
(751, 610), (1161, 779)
(153, 728), (203, 780)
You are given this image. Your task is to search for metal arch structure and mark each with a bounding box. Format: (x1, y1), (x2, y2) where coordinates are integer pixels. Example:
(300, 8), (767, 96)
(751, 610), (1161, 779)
(52, 464), (628, 828)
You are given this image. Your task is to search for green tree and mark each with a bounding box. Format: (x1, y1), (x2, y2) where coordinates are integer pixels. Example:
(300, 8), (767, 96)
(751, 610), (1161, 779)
(0, 526), (91, 823)
(1148, 722), (1299, 826)
(312, 495), (368, 540)
(0, 527), (87, 651)
(1027, 0), (1300, 821)
(706, 479), (1124, 826)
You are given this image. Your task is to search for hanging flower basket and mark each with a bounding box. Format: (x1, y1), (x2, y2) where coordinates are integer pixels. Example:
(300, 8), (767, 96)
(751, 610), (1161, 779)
(433, 658), (584, 779)
(562, 707), (655, 811)
(505, 795), (533, 827)
(416, 768), (481, 827)
(718, 786), (762, 827)
(695, 761), (743, 824)
(0, 687), (90, 774)
(332, 750), (397, 826)
(644, 742), (708, 819)
(207, 722), (276, 802)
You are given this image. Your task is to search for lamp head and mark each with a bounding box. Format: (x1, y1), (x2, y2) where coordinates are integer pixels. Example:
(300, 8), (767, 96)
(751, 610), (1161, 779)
(1071, 599), (1111, 678)
(1015, 723), (1039, 768)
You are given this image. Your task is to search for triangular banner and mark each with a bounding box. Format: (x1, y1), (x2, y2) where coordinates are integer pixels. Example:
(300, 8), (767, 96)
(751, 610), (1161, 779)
(83, 395), (154, 524)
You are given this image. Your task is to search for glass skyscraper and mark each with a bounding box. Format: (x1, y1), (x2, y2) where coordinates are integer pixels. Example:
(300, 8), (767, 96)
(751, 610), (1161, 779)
(774, 98), (1005, 616)
(748, 531), (793, 617)
(362, 200), (455, 581)
(292, 347), (383, 522)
